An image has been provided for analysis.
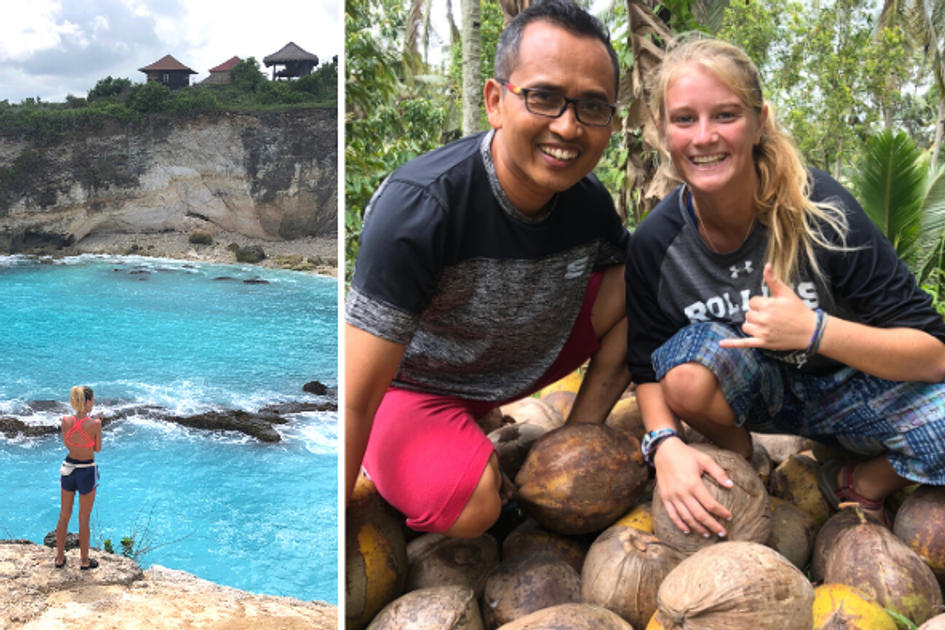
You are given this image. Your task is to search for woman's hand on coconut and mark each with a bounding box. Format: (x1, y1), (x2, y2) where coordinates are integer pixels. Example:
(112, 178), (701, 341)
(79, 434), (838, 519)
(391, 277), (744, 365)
(720, 264), (817, 351)
(653, 438), (734, 537)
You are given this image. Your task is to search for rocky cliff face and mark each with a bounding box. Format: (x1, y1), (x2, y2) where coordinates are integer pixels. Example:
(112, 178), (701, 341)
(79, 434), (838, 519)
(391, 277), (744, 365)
(0, 109), (336, 255)
(0, 541), (337, 629)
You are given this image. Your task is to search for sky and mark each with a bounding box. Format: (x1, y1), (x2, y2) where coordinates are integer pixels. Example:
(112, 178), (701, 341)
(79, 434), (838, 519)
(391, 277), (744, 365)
(0, 0), (341, 103)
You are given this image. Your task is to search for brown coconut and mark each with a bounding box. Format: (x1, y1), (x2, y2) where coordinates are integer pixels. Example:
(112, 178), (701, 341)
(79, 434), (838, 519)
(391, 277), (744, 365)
(765, 496), (819, 570)
(895, 485), (945, 584)
(768, 452), (832, 524)
(824, 506), (943, 626)
(367, 585), (484, 630)
(495, 603), (634, 630)
(489, 423), (548, 483)
(657, 541), (814, 629)
(919, 613), (945, 630)
(751, 433), (814, 464)
(604, 394), (645, 441)
(810, 505), (877, 582)
(540, 391), (575, 423)
(515, 424), (648, 535)
(501, 519), (589, 575)
(347, 474), (409, 630)
(749, 439), (772, 486)
(481, 553), (582, 630)
(405, 533), (500, 599)
(582, 525), (687, 630)
(501, 397), (564, 431)
(652, 443), (771, 555)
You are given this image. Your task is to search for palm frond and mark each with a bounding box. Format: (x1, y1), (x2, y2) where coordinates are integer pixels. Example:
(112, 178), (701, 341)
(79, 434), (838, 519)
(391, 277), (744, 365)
(851, 130), (926, 270)
(692, 0), (731, 34)
(918, 161), (945, 281)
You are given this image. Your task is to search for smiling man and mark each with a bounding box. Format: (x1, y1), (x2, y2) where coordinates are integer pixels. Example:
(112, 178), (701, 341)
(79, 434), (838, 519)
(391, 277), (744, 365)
(345, 0), (632, 538)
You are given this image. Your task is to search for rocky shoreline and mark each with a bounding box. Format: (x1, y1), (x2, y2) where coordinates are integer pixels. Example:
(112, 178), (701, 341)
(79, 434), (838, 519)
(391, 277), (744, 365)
(0, 541), (337, 629)
(30, 231), (339, 277)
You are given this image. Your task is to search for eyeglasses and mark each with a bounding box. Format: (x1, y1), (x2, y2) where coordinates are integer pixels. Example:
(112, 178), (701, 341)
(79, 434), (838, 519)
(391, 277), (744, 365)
(499, 81), (615, 127)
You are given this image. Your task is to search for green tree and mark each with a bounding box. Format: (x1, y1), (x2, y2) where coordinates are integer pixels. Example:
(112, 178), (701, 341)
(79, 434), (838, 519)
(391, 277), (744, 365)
(126, 81), (171, 113)
(230, 57), (266, 93)
(88, 76), (132, 102)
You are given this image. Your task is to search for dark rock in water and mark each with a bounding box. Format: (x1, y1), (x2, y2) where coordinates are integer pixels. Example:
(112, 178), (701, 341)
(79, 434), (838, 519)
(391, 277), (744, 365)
(213, 276), (237, 282)
(43, 532), (79, 550)
(166, 410), (283, 442)
(0, 417), (58, 438)
(129, 269), (150, 275)
(243, 278), (269, 285)
(28, 400), (70, 413)
(1, 539), (35, 545)
(303, 380), (328, 395)
(260, 401), (338, 414)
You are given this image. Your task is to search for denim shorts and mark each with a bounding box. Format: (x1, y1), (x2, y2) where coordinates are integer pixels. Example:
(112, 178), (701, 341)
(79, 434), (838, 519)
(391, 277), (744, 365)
(60, 457), (99, 495)
(652, 322), (945, 484)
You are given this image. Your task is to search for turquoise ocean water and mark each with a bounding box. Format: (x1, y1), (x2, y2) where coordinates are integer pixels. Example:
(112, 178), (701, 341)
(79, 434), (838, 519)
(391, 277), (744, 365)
(0, 254), (337, 604)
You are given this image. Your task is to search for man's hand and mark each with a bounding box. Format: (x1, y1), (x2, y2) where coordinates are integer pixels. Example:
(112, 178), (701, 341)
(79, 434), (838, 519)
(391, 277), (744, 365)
(654, 438), (734, 537)
(720, 264), (816, 351)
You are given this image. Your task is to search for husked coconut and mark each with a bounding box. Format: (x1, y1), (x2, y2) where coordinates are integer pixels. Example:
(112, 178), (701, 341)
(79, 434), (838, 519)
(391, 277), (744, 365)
(653, 444), (771, 555)
(604, 394), (645, 441)
(347, 474), (408, 630)
(582, 525), (686, 630)
(811, 583), (897, 630)
(501, 398), (563, 431)
(516, 424), (648, 535)
(765, 496), (819, 570)
(657, 541), (814, 629)
(478, 408), (508, 435)
(501, 519), (589, 575)
(751, 433), (813, 464)
(810, 506), (875, 583)
(749, 440), (772, 485)
(489, 423), (548, 483)
(919, 613), (945, 630)
(481, 553), (581, 630)
(894, 485), (945, 583)
(768, 453), (832, 524)
(495, 603), (634, 629)
(540, 391), (575, 423)
(825, 506), (943, 626)
(406, 533), (499, 599)
(367, 585), (484, 630)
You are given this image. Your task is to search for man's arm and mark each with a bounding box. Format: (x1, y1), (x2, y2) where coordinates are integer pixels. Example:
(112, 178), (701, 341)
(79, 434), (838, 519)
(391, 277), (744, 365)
(345, 323), (406, 506)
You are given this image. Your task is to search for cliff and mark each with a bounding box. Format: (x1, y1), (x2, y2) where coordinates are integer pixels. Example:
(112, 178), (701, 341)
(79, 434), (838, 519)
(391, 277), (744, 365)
(0, 109), (336, 255)
(0, 541), (337, 629)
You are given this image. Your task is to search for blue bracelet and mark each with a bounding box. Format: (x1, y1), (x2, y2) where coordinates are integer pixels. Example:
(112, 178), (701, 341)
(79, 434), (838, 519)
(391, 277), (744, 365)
(642, 428), (680, 466)
(798, 308), (827, 369)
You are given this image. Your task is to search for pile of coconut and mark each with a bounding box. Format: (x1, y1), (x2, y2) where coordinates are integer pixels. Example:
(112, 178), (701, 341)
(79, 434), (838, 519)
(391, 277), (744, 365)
(346, 370), (945, 629)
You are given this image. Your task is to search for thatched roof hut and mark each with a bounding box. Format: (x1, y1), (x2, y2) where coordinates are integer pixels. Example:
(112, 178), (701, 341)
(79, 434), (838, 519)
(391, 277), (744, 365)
(263, 42), (318, 80)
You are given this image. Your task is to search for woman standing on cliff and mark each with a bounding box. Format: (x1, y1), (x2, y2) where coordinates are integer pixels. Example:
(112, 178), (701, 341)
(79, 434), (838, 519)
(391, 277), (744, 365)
(55, 385), (102, 570)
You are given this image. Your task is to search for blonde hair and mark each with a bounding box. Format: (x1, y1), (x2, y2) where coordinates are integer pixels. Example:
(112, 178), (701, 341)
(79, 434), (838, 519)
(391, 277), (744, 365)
(69, 385), (92, 417)
(649, 37), (849, 286)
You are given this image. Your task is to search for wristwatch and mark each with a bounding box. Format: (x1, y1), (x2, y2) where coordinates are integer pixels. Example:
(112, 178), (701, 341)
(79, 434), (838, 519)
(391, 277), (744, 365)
(641, 428), (680, 466)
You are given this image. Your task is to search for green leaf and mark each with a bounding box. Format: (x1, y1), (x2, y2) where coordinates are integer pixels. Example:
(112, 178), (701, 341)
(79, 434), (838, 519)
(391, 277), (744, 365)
(884, 608), (917, 630)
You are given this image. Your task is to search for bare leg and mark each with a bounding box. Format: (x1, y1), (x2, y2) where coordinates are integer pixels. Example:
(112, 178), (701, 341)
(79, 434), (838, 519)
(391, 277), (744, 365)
(56, 489), (76, 565)
(841, 455), (912, 522)
(661, 362), (753, 459)
(78, 488), (96, 566)
(444, 453), (506, 539)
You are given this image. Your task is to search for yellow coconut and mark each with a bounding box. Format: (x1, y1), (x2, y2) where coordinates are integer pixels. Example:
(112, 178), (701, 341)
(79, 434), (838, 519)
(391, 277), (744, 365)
(812, 583), (898, 630)
(646, 612), (666, 630)
(346, 474), (409, 630)
(604, 394), (645, 441)
(539, 369), (584, 397)
(768, 453), (832, 525)
(614, 501), (654, 534)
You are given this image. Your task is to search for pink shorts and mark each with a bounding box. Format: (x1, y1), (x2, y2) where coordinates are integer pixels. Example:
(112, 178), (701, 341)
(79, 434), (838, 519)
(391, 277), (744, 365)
(362, 271), (604, 533)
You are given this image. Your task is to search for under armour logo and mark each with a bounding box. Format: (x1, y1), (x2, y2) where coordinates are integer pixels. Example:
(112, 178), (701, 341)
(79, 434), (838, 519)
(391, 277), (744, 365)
(730, 261), (754, 279)
(564, 257), (589, 279)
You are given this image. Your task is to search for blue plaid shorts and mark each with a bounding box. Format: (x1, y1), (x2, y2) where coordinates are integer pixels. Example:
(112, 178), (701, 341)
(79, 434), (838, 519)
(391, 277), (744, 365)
(651, 322), (945, 484)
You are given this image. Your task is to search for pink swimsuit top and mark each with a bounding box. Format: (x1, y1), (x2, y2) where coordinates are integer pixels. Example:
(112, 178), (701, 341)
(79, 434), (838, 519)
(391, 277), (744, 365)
(64, 415), (95, 448)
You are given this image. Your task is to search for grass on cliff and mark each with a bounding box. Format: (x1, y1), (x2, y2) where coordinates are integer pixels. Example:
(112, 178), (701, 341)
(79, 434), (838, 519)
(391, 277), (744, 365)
(0, 59), (337, 146)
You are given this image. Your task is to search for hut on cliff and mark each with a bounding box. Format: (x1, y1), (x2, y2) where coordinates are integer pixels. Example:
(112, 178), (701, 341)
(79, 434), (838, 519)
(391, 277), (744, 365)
(139, 55), (197, 90)
(263, 42), (318, 80)
(200, 56), (241, 85)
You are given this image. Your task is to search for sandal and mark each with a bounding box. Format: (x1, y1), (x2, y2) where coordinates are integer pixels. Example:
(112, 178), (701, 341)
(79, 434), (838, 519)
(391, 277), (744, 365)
(55, 557), (66, 569)
(818, 460), (893, 528)
(80, 558), (99, 571)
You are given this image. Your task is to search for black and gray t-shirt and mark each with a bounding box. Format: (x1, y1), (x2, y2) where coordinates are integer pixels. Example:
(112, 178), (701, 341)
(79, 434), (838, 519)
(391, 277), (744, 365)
(626, 168), (945, 383)
(347, 130), (630, 401)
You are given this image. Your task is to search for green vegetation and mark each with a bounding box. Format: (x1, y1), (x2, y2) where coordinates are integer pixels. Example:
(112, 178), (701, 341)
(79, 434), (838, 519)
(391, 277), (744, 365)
(0, 57), (337, 146)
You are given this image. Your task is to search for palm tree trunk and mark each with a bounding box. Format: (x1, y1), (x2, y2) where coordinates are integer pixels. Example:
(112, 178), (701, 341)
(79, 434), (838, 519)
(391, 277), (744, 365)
(462, 0), (482, 136)
(933, 98), (944, 169)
